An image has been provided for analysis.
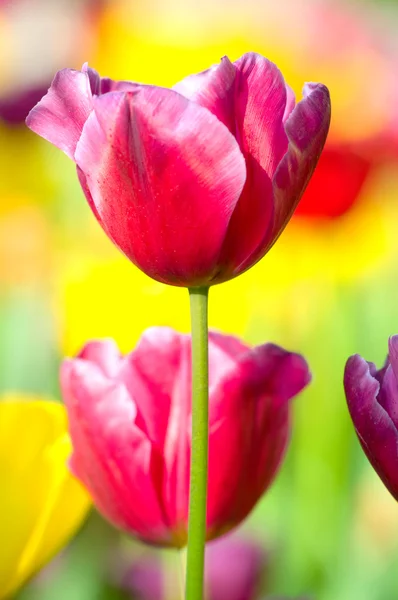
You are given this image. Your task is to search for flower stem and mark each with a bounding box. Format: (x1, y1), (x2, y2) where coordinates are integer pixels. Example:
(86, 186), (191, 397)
(185, 286), (209, 600)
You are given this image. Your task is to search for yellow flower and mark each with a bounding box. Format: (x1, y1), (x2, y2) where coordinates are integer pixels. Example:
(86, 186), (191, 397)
(0, 396), (91, 599)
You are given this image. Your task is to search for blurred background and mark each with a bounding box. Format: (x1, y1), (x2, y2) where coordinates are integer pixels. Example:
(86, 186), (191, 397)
(2, 0), (398, 598)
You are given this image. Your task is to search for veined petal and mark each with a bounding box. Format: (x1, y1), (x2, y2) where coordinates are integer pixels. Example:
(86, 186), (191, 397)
(283, 84), (297, 123)
(121, 327), (183, 449)
(76, 166), (109, 233)
(26, 69), (93, 160)
(388, 335), (398, 383)
(216, 53), (290, 277)
(82, 63), (101, 96)
(207, 332), (250, 418)
(238, 82), (331, 273)
(344, 355), (398, 500)
(271, 83), (331, 241)
(62, 360), (170, 545)
(378, 365), (398, 429)
(82, 63), (139, 96)
(233, 53), (290, 176)
(75, 87), (246, 286)
(100, 79), (141, 93)
(173, 57), (237, 131)
(161, 338), (191, 541)
(207, 344), (310, 534)
(78, 338), (122, 378)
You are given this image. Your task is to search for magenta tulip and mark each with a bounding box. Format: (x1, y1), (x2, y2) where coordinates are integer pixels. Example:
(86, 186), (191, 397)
(26, 54), (330, 287)
(205, 533), (265, 600)
(120, 556), (163, 600)
(344, 335), (398, 500)
(116, 532), (266, 600)
(61, 327), (310, 547)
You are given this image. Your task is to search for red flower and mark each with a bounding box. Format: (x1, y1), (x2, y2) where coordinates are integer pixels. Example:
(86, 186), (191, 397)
(27, 54), (330, 286)
(61, 328), (310, 547)
(294, 143), (371, 219)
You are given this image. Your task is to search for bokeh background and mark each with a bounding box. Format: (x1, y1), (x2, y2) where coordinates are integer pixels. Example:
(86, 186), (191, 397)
(2, 0), (398, 598)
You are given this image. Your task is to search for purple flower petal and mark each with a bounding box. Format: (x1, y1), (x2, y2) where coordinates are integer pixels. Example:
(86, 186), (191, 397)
(344, 354), (398, 500)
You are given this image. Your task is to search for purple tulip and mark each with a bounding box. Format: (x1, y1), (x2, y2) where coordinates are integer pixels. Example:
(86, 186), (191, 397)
(117, 533), (266, 600)
(205, 533), (265, 600)
(121, 555), (163, 600)
(344, 335), (398, 499)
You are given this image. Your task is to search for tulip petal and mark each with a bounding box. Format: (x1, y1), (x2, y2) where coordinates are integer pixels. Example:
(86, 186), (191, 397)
(238, 82), (330, 274)
(76, 166), (109, 232)
(82, 64), (101, 95)
(235, 344), (310, 512)
(100, 79), (140, 94)
(75, 87), (246, 286)
(81, 65), (138, 96)
(62, 360), (170, 545)
(233, 53), (290, 176)
(121, 328), (183, 449)
(344, 355), (398, 500)
(377, 365), (398, 430)
(173, 56), (237, 131)
(205, 534), (265, 600)
(208, 332), (250, 418)
(388, 335), (398, 382)
(207, 344), (310, 534)
(271, 83), (331, 239)
(283, 84), (296, 123)
(26, 69), (93, 160)
(160, 339), (191, 541)
(217, 53), (290, 276)
(79, 338), (122, 378)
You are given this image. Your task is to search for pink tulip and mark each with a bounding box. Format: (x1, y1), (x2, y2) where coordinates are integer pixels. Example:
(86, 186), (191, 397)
(114, 532), (266, 600)
(205, 533), (266, 600)
(26, 54), (330, 287)
(61, 327), (310, 547)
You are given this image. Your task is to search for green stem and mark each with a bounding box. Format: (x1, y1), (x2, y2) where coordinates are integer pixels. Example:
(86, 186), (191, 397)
(185, 286), (209, 600)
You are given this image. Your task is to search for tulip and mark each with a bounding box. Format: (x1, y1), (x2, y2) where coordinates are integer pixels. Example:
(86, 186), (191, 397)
(26, 53), (330, 287)
(205, 533), (265, 600)
(0, 396), (90, 599)
(344, 336), (398, 500)
(61, 327), (311, 547)
(120, 555), (163, 600)
(116, 532), (266, 600)
(294, 143), (371, 219)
